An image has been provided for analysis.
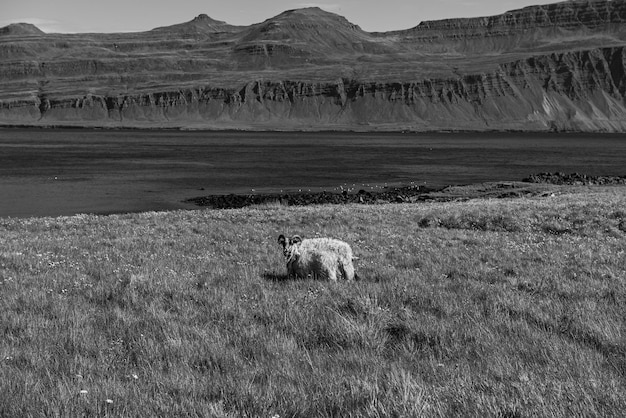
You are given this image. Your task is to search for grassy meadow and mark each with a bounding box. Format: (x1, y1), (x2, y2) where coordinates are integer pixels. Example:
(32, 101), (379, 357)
(1, 186), (625, 417)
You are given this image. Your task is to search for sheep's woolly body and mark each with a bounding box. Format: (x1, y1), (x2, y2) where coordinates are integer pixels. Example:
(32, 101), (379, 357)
(285, 237), (356, 281)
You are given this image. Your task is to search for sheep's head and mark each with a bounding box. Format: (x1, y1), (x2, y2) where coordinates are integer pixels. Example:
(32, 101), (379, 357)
(278, 234), (302, 263)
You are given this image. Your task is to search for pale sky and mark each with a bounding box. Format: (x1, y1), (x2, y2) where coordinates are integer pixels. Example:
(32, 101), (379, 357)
(1, 0), (562, 33)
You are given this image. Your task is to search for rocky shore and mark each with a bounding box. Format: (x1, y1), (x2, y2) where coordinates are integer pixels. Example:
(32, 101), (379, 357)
(187, 173), (615, 209)
(523, 172), (626, 185)
(186, 185), (442, 209)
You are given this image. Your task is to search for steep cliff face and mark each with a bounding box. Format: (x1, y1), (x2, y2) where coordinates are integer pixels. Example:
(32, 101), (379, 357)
(3, 46), (625, 131)
(390, 0), (626, 52)
(407, 0), (626, 34)
(2, 1), (626, 131)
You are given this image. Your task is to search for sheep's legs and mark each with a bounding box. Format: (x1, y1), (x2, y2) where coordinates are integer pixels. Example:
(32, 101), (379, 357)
(340, 263), (355, 281)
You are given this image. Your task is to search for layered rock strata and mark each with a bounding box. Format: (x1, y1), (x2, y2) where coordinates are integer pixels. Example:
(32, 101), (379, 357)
(2, 1), (626, 131)
(3, 46), (626, 131)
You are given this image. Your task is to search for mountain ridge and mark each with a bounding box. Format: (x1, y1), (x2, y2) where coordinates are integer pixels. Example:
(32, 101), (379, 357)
(2, 0), (626, 132)
(150, 13), (243, 36)
(0, 23), (45, 36)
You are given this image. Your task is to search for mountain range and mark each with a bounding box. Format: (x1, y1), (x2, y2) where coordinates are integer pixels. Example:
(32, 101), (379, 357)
(2, 0), (626, 131)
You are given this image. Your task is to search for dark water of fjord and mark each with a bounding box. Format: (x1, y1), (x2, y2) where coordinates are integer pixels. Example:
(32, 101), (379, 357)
(1, 128), (625, 218)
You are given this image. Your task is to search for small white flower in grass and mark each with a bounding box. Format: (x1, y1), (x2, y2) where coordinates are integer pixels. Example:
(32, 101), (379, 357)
(132, 374), (138, 380)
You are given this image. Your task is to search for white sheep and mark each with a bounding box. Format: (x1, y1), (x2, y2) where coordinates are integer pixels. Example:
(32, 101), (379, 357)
(277, 234), (358, 281)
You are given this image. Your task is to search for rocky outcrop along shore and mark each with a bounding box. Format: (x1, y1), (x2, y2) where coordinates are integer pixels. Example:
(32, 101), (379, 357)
(186, 185), (441, 209)
(523, 172), (626, 185)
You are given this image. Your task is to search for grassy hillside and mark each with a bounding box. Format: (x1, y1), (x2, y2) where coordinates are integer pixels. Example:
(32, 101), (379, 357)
(1, 187), (625, 417)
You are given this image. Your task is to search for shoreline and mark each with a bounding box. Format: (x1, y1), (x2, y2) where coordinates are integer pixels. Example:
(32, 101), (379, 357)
(3, 123), (626, 135)
(2, 173), (624, 220)
(186, 173), (626, 210)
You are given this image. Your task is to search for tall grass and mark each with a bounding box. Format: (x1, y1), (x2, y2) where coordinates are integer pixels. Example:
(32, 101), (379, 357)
(1, 187), (625, 417)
